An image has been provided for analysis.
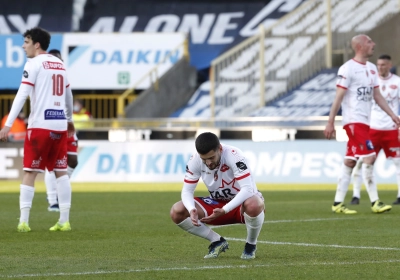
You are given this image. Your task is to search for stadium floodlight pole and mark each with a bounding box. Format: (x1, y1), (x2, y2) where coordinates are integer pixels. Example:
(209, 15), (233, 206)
(259, 24), (265, 108)
(326, 0), (332, 68)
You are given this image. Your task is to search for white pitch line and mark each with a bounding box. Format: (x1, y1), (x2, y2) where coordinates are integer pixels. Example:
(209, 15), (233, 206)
(3, 260), (400, 278)
(226, 237), (400, 251)
(210, 217), (354, 228)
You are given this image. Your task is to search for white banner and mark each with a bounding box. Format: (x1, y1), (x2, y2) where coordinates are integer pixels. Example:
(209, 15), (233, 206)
(62, 33), (185, 89)
(72, 140), (399, 183)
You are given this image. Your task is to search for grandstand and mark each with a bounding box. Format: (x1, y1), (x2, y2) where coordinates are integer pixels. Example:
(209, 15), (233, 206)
(173, 0), (400, 118)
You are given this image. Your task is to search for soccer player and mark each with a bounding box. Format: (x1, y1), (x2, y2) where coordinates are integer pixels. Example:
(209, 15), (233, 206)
(324, 34), (400, 214)
(170, 132), (265, 259)
(350, 54), (400, 205)
(0, 27), (74, 232)
(44, 49), (79, 212)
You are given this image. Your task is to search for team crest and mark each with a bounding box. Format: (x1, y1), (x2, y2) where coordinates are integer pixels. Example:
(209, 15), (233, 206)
(370, 69), (376, 75)
(390, 84), (398, 90)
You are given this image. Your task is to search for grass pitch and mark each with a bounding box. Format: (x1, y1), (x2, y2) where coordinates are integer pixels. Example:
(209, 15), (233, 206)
(0, 182), (399, 279)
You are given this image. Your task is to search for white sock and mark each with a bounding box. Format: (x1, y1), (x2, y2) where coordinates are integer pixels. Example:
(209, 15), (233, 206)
(177, 217), (221, 242)
(244, 211), (264, 245)
(45, 170), (58, 205)
(67, 166), (75, 178)
(352, 160), (363, 198)
(393, 158), (400, 198)
(362, 163), (379, 203)
(56, 175), (72, 224)
(19, 184), (35, 224)
(334, 164), (353, 203)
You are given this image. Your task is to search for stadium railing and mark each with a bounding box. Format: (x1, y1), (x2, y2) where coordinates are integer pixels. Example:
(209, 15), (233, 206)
(116, 38), (189, 118)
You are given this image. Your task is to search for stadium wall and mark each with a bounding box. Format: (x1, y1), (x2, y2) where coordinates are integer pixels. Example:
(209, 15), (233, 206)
(368, 12), (400, 69)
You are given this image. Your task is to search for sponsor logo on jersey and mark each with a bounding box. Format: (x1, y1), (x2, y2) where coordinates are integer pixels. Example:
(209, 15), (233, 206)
(42, 61), (65, 70)
(23, 70), (28, 78)
(366, 140), (374, 150)
(235, 161), (248, 171)
(44, 109), (66, 120)
(49, 132), (62, 140)
(220, 164), (229, 172)
(185, 165), (193, 175)
(356, 87), (373, 101)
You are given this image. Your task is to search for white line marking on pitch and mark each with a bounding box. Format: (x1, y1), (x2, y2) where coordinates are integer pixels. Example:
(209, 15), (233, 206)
(3, 260), (400, 278)
(225, 237), (400, 251)
(210, 217), (354, 228)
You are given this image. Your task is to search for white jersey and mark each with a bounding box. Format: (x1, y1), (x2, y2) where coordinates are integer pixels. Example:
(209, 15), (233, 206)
(182, 144), (260, 213)
(336, 59), (379, 126)
(6, 53), (72, 131)
(370, 73), (400, 130)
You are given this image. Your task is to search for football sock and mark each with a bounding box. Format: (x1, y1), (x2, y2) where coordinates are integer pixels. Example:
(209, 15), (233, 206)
(67, 166), (75, 178)
(177, 217), (221, 243)
(362, 163), (379, 203)
(334, 164), (353, 203)
(393, 158), (400, 198)
(45, 170), (58, 205)
(56, 175), (71, 224)
(19, 184), (35, 224)
(244, 211), (264, 245)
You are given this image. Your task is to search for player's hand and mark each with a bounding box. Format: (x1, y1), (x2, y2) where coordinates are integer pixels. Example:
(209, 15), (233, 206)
(200, 208), (225, 224)
(324, 123), (336, 140)
(392, 115), (400, 128)
(0, 126), (11, 142)
(190, 208), (200, 227)
(67, 122), (75, 138)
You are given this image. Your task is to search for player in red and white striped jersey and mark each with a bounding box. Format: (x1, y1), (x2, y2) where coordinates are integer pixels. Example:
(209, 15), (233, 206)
(0, 27), (74, 232)
(324, 34), (400, 214)
(170, 132), (264, 259)
(351, 54), (400, 205)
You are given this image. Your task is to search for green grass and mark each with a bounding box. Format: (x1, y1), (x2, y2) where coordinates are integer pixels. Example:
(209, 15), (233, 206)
(1, 188), (400, 279)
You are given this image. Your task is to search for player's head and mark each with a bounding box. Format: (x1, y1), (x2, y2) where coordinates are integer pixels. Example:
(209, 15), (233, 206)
(377, 54), (392, 77)
(48, 49), (63, 61)
(195, 132), (222, 170)
(22, 27), (51, 58)
(351, 34), (375, 58)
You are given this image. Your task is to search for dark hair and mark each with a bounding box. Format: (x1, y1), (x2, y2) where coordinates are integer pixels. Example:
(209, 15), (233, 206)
(48, 49), (62, 60)
(195, 132), (220, 155)
(378, 54), (391, 60)
(23, 27), (51, 51)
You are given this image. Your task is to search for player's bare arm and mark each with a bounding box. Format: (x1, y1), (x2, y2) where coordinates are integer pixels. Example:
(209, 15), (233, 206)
(373, 87), (400, 127)
(67, 122), (75, 138)
(324, 87), (347, 139)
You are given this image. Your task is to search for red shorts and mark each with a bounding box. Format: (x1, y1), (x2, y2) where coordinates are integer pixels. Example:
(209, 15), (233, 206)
(23, 128), (67, 172)
(369, 129), (400, 159)
(67, 134), (78, 155)
(194, 197), (245, 225)
(344, 123), (375, 160)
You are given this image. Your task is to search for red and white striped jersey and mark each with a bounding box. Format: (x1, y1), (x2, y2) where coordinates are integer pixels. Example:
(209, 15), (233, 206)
(370, 73), (400, 130)
(336, 59), (379, 126)
(20, 54), (71, 131)
(184, 143), (258, 202)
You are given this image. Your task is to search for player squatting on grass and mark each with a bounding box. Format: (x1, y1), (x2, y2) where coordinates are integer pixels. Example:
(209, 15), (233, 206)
(170, 132), (265, 259)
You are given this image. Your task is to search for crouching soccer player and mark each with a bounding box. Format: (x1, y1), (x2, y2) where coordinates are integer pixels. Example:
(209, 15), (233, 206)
(170, 132), (265, 259)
